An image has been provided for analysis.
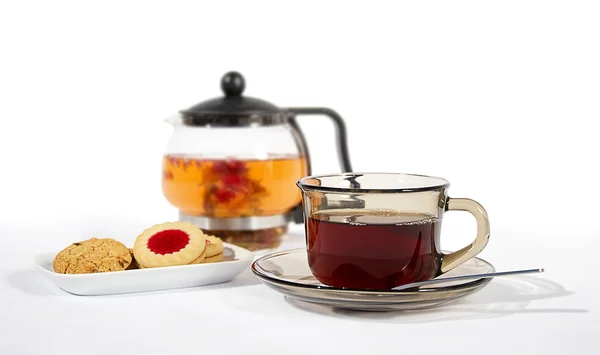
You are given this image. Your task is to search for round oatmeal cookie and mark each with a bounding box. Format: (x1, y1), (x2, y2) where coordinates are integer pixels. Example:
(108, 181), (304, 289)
(133, 221), (206, 268)
(53, 238), (132, 274)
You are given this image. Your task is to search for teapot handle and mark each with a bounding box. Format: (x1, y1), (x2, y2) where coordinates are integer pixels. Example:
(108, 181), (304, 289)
(284, 107), (353, 173)
(284, 107), (353, 223)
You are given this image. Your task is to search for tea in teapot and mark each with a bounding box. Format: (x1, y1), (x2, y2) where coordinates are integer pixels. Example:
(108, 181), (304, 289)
(162, 72), (352, 250)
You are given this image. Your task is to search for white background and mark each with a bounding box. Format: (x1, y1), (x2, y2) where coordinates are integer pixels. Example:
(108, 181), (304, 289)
(1, 1), (599, 354)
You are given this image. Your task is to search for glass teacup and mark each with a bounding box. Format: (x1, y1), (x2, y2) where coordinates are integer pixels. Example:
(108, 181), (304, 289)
(297, 173), (490, 290)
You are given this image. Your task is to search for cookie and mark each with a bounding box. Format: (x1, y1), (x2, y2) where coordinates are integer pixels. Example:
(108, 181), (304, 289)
(53, 238), (132, 274)
(204, 235), (224, 259)
(189, 248), (207, 264)
(133, 221), (206, 268)
(126, 248), (140, 270)
(204, 252), (224, 263)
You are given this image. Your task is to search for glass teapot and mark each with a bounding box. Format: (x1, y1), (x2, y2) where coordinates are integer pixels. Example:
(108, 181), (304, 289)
(162, 71), (352, 250)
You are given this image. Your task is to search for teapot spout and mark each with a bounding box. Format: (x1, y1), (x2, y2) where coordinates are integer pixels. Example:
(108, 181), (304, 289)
(164, 114), (182, 127)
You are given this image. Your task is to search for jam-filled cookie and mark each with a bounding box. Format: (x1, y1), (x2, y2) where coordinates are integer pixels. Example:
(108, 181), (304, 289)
(53, 238), (132, 274)
(204, 235), (224, 263)
(133, 222), (206, 268)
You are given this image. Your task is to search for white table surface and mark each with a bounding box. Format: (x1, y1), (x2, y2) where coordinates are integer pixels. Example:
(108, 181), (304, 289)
(0, 219), (597, 355)
(2, 1), (599, 353)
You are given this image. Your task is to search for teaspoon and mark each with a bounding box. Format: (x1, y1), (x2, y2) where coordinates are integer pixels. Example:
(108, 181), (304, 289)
(391, 268), (545, 291)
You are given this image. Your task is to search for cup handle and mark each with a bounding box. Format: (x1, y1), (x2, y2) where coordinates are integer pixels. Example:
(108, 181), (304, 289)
(441, 198), (491, 273)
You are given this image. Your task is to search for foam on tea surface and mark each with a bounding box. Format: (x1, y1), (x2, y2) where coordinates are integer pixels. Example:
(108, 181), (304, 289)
(312, 209), (440, 226)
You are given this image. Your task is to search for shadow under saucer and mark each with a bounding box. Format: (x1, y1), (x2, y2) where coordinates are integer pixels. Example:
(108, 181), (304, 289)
(284, 276), (587, 323)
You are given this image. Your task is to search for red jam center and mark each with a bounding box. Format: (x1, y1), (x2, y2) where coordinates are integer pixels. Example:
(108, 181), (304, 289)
(147, 229), (190, 255)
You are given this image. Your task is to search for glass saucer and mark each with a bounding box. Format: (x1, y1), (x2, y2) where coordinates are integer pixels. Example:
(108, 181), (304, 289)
(251, 248), (495, 311)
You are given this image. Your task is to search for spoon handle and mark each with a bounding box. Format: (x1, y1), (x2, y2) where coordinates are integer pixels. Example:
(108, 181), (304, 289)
(391, 268), (545, 291)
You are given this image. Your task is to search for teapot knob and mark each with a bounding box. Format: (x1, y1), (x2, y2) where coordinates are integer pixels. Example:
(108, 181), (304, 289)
(221, 71), (245, 97)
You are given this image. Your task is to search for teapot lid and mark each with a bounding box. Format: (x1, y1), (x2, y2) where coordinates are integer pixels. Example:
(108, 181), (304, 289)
(179, 71), (287, 127)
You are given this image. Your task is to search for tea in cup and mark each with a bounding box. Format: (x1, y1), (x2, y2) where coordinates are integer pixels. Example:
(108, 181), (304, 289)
(297, 173), (490, 290)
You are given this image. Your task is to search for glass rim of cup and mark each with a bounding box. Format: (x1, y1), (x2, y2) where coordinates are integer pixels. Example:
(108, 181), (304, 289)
(297, 172), (450, 194)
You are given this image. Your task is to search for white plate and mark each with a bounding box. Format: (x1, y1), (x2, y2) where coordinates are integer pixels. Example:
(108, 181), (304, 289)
(34, 243), (253, 296)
